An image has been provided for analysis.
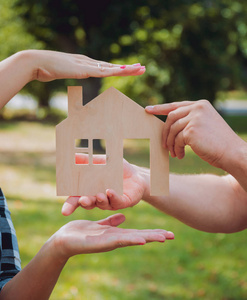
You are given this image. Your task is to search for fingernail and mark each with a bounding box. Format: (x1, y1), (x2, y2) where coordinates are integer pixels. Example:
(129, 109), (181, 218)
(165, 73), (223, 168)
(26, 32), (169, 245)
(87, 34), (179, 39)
(61, 202), (70, 214)
(106, 189), (112, 197)
(79, 199), (89, 207)
(120, 65), (126, 69)
(133, 63), (141, 66)
(167, 231), (175, 239)
(141, 66), (146, 69)
(139, 242), (145, 245)
(145, 105), (154, 110)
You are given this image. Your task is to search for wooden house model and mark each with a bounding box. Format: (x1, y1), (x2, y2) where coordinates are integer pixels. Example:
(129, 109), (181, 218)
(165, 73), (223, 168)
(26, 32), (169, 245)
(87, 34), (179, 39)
(56, 86), (169, 196)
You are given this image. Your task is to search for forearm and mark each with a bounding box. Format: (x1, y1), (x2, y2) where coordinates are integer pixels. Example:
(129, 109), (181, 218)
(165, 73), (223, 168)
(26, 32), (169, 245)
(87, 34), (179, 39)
(221, 138), (247, 193)
(142, 170), (247, 233)
(0, 50), (36, 109)
(0, 240), (67, 300)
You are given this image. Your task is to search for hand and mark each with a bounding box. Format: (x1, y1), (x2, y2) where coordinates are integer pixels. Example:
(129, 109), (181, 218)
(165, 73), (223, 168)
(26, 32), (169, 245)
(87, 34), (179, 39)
(50, 213), (174, 261)
(0, 50), (145, 109)
(27, 50), (145, 82)
(145, 100), (244, 169)
(62, 155), (148, 215)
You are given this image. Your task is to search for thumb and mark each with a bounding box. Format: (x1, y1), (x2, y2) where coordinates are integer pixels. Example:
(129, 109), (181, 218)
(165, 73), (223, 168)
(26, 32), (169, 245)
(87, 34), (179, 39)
(62, 196), (80, 216)
(97, 213), (126, 227)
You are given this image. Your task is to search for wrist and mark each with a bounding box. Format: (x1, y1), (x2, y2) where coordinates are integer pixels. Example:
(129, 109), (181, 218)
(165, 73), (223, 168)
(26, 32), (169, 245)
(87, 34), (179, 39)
(224, 139), (247, 191)
(222, 138), (247, 173)
(14, 50), (38, 82)
(135, 166), (151, 201)
(44, 234), (69, 265)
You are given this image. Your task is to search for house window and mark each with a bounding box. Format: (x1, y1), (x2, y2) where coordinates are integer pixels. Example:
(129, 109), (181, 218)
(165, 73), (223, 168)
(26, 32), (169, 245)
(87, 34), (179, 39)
(92, 139), (106, 165)
(75, 139), (106, 165)
(75, 139), (88, 148)
(75, 139), (89, 165)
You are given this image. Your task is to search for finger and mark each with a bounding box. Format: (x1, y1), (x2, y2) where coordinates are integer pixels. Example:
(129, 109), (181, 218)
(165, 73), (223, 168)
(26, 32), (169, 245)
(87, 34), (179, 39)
(110, 229), (174, 247)
(97, 213), (126, 227)
(166, 116), (190, 157)
(99, 64), (146, 77)
(173, 131), (186, 159)
(92, 155), (106, 165)
(92, 60), (144, 70)
(75, 153), (89, 164)
(147, 229), (175, 240)
(62, 196), (80, 216)
(96, 193), (112, 210)
(116, 64), (146, 76)
(79, 196), (97, 209)
(164, 231), (175, 240)
(145, 101), (193, 115)
(83, 64), (146, 78)
(162, 106), (191, 151)
(106, 189), (127, 210)
(119, 229), (175, 242)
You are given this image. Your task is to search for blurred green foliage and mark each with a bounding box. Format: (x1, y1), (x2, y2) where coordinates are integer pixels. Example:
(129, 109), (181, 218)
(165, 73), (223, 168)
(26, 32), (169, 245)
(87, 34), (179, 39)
(0, 0), (43, 61)
(1, 0), (247, 108)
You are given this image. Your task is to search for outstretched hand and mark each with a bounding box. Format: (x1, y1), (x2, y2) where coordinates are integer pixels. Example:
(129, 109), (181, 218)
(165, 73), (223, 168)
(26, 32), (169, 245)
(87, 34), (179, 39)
(0, 49), (145, 108)
(62, 155), (147, 215)
(30, 50), (145, 82)
(51, 213), (174, 260)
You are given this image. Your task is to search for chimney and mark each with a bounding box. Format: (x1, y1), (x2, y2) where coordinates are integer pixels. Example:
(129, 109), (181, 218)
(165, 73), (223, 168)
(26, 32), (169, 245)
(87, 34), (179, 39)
(68, 86), (83, 116)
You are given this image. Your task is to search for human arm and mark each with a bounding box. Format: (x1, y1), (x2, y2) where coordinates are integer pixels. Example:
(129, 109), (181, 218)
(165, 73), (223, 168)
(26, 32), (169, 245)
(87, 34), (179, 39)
(62, 100), (247, 233)
(143, 172), (247, 233)
(0, 49), (145, 109)
(0, 213), (174, 300)
(62, 156), (247, 233)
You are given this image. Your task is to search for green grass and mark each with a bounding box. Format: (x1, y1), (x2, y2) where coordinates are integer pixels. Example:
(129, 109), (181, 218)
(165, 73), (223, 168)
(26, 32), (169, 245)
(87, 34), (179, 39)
(1, 121), (247, 299)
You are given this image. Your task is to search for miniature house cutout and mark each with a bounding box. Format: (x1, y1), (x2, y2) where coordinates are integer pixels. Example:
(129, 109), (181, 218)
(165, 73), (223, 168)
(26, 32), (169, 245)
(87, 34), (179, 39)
(56, 86), (169, 196)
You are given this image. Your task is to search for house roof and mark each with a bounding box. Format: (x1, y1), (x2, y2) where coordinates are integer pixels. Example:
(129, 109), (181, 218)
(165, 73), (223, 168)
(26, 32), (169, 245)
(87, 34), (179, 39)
(64, 86), (164, 137)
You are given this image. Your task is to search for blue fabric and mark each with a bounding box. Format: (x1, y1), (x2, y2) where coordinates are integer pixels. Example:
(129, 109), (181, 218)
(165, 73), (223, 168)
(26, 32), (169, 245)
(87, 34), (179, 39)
(0, 188), (21, 291)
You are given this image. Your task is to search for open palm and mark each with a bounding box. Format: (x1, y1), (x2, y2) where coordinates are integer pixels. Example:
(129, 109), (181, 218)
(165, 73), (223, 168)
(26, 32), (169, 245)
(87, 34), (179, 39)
(62, 157), (146, 215)
(52, 213), (174, 260)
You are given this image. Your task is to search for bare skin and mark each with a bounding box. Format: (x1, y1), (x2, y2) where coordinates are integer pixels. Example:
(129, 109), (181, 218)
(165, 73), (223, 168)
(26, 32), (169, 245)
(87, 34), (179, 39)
(0, 49), (145, 109)
(0, 213), (174, 300)
(63, 100), (247, 234)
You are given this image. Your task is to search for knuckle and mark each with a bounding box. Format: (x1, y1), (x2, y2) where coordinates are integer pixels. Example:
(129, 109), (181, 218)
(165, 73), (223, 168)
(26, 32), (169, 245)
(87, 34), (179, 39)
(169, 122), (177, 134)
(167, 111), (177, 122)
(117, 241), (124, 247)
(183, 125), (196, 141)
(169, 102), (178, 110)
(195, 99), (210, 110)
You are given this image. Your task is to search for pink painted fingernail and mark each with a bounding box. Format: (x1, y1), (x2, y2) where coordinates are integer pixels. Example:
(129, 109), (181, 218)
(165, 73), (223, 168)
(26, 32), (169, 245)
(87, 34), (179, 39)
(120, 65), (126, 69)
(141, 66), (146, 69)
(133, 63), (141, 66)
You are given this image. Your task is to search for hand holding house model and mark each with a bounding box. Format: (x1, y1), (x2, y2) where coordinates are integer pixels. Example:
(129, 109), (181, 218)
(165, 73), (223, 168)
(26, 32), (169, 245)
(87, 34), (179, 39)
(56, 86), (169, 197)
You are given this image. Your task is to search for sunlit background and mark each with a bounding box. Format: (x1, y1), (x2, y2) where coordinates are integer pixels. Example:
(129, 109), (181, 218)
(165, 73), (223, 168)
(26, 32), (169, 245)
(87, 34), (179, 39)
(1, 0), (247, 299)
